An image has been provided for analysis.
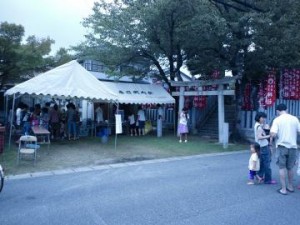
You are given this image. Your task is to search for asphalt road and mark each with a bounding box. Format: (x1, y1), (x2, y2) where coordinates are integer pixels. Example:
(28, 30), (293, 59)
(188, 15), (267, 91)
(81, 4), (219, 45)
(0, 151), (300, 225)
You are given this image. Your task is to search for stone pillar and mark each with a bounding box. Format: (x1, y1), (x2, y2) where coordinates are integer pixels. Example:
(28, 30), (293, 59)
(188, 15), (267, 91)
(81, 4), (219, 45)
(218, 85), (225, 143)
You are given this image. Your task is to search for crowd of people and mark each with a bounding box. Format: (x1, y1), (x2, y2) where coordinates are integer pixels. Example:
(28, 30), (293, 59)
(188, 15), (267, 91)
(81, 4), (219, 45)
(128, 106), (147, 136)
(13, 101), (81, 141)
(126, 104), (165, 137)
(248, 103), (300, 196)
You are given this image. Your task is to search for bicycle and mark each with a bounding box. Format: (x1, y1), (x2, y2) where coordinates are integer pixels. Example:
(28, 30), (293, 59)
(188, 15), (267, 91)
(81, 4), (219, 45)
(0, 164), (4, 193)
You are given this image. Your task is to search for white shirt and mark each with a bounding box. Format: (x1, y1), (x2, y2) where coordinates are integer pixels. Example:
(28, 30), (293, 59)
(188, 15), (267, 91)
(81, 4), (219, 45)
(16, 108), (22, 125)
(254, 122), (268, 147)
(248, 153), (260, 171)
(179, 112), (189, 125)
(270, 113), (300, 148)
(128, 114), (135, 125)
(137, 109), (146, 121)
(157, 107), (163, 120)
(95, 106), (103, 123)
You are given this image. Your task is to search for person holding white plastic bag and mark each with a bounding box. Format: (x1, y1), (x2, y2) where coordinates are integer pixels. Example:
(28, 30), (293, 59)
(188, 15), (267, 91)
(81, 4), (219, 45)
(270, 104), (300, 195)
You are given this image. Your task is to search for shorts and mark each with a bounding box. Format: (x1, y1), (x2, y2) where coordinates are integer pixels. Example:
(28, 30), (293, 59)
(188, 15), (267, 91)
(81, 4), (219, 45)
(138, 120), (145, 129)
(130, 124), (136, 129)
(276, 145), (297, 170)
(68, 121), (77, 135)
(249, 170), (257, 180)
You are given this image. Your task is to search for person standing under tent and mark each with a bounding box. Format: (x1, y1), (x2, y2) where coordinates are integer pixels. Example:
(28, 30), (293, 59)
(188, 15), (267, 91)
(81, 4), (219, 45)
(15, 102), (23, 129)
(66, 103), (77, 141)
(157, 104), (164, 137)
(95, 104), (104, 123)
(128, 111), (137, 136)
(49, 104), (61, 140)
(137, 106), (146, 136)
(40, 107), (50, 130)
(21, 104), (31, 135)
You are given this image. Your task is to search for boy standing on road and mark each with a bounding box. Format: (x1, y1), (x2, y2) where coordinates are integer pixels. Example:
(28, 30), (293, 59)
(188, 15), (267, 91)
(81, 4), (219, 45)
(270, 104), (300, 195)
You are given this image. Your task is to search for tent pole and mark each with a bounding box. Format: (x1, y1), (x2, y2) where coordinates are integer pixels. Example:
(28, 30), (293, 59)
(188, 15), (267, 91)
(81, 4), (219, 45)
(114, 102), (119, 151)
(4, 95), (8, 125)
(174, 103), (176, 136)
(8, 94), (16, 150)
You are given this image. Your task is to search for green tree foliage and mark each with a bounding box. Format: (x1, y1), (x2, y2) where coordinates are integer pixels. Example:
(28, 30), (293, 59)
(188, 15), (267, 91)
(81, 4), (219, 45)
(75, 0), (227, 85)
(52, 47), (74, 67)
(17, 35), (54, 78)
(208, 0), (300, 79)
(247, 0), (300, 70)
(0, 22), (24, 88)
(0, 22), (57, 88)
(76, 0), (300, 83)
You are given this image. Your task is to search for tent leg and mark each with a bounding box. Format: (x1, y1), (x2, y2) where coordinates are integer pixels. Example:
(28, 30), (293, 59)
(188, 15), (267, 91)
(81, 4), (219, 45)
(174, 103), (176, 136)
(115, 134), (117, 151)
(8, 94), (16, 150)
(114, 102), (119, 151)
(4, 95), (8, 124)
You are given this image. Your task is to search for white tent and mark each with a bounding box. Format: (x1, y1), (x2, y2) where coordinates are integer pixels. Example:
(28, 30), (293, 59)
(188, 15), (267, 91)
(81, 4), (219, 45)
(101, 82), (175, 104)
(5, 60), (118, 102)
(4, 60), (175, 104)
(4, 60), (175, 149)
(4, 60), (119, 148)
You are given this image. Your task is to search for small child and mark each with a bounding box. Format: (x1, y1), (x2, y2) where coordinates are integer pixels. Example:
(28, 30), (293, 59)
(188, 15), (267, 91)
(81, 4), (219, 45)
(248, 142), (263, 185)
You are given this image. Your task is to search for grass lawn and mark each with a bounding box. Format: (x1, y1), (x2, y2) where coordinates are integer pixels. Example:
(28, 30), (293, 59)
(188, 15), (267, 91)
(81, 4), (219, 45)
(0, 132), (247, 176)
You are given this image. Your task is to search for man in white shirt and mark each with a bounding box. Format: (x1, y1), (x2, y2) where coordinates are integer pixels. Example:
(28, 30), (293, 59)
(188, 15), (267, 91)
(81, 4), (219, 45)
(95, 104), (104, 123)
(137, 106), (146, 136)
(15, 102), (23, 129)
(270, 103), (300, 195)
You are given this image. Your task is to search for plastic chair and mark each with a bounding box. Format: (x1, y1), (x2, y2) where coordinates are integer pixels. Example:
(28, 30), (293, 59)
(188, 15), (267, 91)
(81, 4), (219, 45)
(18, 135), (38, 165)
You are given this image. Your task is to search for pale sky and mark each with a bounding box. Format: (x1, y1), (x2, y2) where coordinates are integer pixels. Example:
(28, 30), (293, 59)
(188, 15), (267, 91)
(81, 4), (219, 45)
(0, 0), (96, 55)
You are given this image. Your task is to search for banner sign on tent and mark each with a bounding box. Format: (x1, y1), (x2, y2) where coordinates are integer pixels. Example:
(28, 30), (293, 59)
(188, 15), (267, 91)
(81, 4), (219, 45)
(115, 114), (122, 134)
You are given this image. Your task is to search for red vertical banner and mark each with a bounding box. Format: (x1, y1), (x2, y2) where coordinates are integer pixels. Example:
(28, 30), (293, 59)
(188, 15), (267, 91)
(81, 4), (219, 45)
(282, 69), (289, 99)
(264, 70), (276, 106)
(289, 69), (300, 100)
(296, 69), (300, 99)
(281, 69), (300, 100)
(193, 86), (207, 109)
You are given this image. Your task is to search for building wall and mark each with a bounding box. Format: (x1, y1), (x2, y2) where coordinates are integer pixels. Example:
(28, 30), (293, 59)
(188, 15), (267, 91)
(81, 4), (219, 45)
(239, 99), (300, 141)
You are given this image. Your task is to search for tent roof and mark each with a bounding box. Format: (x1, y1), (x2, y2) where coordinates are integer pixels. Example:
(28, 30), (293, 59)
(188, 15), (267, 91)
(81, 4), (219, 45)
(5, 60), (118, 102)
(5, 60), (174, 104)
(101, 82), (175, 104)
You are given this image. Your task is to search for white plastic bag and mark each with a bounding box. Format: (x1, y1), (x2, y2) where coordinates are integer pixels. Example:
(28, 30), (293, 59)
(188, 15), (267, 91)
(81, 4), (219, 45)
(297, 154), (300, 176)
